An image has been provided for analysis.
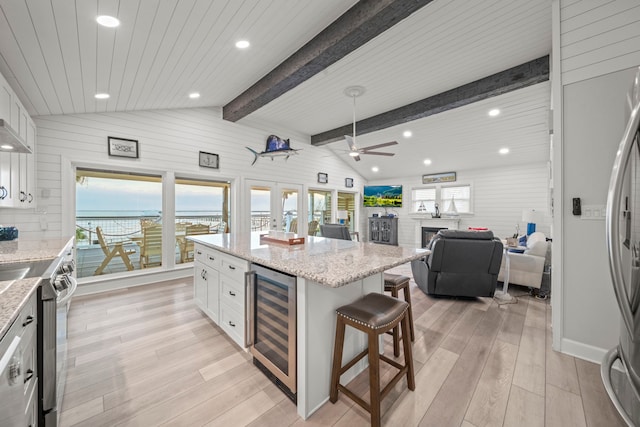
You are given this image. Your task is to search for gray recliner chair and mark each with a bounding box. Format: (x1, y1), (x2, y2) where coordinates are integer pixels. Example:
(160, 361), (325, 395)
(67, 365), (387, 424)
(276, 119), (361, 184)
(320, 224), (352, 240)
(411, 230), (503, 297)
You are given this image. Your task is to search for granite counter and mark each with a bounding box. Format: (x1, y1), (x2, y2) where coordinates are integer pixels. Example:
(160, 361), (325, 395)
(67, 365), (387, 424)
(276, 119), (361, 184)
(0, 237), (74, 340)
(188, 232), (428, 287)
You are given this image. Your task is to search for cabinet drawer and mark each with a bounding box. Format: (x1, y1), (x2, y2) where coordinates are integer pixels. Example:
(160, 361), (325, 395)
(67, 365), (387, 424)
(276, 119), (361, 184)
(219, 252), (248, 282)
(219, 302), (245, 348)
(21, 332), (36, 407)
(19, 293), (37, 338)
(195, 246), (221, 270)
(220, 274), (243, 312)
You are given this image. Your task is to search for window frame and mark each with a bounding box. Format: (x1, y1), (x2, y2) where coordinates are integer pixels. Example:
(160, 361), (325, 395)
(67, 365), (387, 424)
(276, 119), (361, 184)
(411, 182), (474, 215)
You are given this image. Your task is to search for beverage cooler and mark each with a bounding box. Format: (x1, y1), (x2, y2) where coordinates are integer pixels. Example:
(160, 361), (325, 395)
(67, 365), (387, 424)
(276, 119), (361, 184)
(246, 263), (297, 402)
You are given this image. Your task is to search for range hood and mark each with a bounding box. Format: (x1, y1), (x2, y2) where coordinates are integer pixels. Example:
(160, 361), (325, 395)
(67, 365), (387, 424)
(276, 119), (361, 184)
(0, 119), (32, 154)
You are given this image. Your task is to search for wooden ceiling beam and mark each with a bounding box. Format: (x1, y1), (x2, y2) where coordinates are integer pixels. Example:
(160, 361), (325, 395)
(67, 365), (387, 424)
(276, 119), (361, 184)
(311, 55), (550, 146)
(222, 0), (434, 123)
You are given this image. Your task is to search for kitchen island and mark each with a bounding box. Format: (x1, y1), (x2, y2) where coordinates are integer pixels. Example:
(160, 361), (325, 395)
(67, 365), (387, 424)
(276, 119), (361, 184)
(188, 232), (428, 419)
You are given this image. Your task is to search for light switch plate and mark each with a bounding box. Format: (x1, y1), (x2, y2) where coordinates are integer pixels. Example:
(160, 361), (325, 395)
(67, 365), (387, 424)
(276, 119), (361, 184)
(580, 204), (606, 220)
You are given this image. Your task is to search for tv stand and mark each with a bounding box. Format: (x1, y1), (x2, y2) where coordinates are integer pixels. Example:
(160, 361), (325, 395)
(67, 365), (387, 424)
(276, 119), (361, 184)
(369, 217), (398, 245)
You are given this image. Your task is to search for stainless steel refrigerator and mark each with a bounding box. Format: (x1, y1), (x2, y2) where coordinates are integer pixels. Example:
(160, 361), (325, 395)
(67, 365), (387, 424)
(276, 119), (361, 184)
(604, 66), (640, 426)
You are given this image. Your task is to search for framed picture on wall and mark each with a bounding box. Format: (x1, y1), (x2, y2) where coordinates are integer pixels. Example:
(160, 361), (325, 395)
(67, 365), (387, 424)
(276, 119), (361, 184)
(199, 151), (219, 169)
(317, 172), (328, 184)
(108, 137), (139, 158)
(345, 177), (354, 188)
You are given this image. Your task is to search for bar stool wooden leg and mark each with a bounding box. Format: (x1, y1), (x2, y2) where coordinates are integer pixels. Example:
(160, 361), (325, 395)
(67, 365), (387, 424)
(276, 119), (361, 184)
(404, 283), (415, 342)
(330, 316), (346, 403)
(401, 312), (415, 391)
(368, 328), (382, 427)
(390, 287), (401, 357)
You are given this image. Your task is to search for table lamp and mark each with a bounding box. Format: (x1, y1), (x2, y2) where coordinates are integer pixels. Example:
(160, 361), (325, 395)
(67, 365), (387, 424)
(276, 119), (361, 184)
(337, 210), (348, 225)
(522, 209), (542, 235)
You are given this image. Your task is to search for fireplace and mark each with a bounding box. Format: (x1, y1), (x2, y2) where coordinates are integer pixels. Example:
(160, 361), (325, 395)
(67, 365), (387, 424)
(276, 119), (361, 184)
(422, 227), (447, 248)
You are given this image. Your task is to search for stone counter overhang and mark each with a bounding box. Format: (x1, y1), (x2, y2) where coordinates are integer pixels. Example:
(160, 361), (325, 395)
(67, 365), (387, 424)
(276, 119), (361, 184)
(0, 237), (74, 340)
(188, 232), (429, 287)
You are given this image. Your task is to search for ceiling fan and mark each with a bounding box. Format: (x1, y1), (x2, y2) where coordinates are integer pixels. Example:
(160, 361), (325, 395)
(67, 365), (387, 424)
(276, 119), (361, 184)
(343, 86), (398, 162)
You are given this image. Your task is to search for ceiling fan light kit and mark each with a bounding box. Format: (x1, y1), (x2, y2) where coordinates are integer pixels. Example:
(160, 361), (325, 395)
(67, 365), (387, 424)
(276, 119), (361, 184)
(343, 85), (397, 162)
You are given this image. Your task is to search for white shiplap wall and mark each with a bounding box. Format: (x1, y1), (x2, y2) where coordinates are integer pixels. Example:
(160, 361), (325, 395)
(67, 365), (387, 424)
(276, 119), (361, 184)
(0, 107), (364, 240)
(365, 162), (551, 247)
(555, 0), (640, 362)
(560, 0), (640, 85)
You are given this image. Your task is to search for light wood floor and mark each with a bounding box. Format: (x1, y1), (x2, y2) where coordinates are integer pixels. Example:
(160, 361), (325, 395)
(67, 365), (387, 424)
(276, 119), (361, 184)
(61, 265), (626, 427)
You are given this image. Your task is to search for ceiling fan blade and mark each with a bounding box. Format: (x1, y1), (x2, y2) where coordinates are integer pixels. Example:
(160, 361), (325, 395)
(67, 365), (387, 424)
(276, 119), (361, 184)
(344, 135), (357, 152)
(362, 151), (395, 156)
(361, 141), (398, 151)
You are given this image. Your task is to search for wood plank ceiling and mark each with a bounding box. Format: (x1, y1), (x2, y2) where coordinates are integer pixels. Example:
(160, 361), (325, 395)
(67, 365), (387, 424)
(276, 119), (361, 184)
(0, 0), (552, 179)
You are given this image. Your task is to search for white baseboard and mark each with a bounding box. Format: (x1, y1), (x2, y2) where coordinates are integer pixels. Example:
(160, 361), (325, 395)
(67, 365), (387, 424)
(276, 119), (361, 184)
(560, 337), (609, 365)
(74, 267), (193, 296)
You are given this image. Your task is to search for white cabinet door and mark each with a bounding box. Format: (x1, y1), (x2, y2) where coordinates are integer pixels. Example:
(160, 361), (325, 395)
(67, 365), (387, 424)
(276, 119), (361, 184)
(194, 262), (208, 310)
(0, 152), (12, 206)
(24, 121), (35, 206)
(194, 260), (220, 324)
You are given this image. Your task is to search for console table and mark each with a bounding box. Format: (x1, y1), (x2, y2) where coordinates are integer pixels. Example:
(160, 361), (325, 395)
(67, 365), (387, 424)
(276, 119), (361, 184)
(368, 217), (398, 245)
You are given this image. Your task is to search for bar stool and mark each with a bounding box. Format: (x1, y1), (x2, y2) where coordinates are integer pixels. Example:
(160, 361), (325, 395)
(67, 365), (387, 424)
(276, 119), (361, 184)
(384, 273), (415, 357)
(329, 292), (415, 427)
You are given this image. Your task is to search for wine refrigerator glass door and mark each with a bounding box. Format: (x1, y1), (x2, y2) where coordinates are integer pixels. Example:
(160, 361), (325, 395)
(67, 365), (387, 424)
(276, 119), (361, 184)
(248, 263), (296, 396)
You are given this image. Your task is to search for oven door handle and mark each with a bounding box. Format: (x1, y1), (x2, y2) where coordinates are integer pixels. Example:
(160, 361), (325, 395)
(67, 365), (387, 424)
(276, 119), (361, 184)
(57, 276), (77, 305)
(245, 270), (256, 347)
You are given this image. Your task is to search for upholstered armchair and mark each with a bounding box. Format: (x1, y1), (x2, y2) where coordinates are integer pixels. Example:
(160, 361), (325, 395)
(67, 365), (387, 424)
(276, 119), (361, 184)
(411, 230), (504, 297)
(320, 224), (352, 240)
(498, 232), (548, 289)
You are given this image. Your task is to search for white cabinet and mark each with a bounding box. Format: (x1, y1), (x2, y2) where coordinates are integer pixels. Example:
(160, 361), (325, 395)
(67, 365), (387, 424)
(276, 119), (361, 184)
(0, 292), (37, 427)
(193, 244), (249, 348)
(194, 245), (221, 322)
(0, 71), (36, 209)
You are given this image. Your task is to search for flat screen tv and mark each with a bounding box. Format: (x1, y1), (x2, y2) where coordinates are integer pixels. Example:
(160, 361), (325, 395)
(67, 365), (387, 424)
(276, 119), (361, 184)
(363, 185), (402, 207)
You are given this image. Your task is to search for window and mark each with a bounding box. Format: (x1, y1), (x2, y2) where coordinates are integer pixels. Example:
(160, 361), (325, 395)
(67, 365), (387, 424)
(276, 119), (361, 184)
(308, 189), (332, 228)
(175, 178), (231, 264)
(413, 188), (436, 213)
(337, 192), (356, 232)
(442, 185), (470, 213)
(75, 168), (162, 278)
(412, 184), (472, 214)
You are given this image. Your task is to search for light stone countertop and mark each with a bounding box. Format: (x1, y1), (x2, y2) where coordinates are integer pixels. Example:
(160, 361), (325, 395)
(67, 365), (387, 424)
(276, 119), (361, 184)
(0, 237), (74, 340)
(189, 232), (429, 288)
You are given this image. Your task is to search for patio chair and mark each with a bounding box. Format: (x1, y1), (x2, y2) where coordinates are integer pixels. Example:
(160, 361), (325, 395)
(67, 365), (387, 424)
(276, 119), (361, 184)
(94, 226), (135, 275)
(180, 224), (210, 263)
(140, 224), (163, 269)
(308, 220), (319, 236)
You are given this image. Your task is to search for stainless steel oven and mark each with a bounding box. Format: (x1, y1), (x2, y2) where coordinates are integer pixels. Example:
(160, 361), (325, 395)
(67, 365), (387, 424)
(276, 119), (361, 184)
(246, 263), (296, 402)
(38, 241), (76, 426)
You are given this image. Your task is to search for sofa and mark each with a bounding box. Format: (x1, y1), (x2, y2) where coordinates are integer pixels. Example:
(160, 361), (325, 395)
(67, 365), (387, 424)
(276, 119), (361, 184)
(498, 232), (548, 289)
(411, 229), (504, 297)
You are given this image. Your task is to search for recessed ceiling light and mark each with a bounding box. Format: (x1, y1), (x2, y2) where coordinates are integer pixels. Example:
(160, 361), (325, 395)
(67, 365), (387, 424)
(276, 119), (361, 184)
(372, 166), (379, 172)
(189, 92), (200, 99)
(423, 159), (432, 165)
(1, 144), (14, 150)
(96, 15), (120, 28)
(235, 40), (250, 49)
(499, 147), (509, 155)
(403, 130), (412, 138)
(94, 93), (110, 99)
(488, 108), (501, 117)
